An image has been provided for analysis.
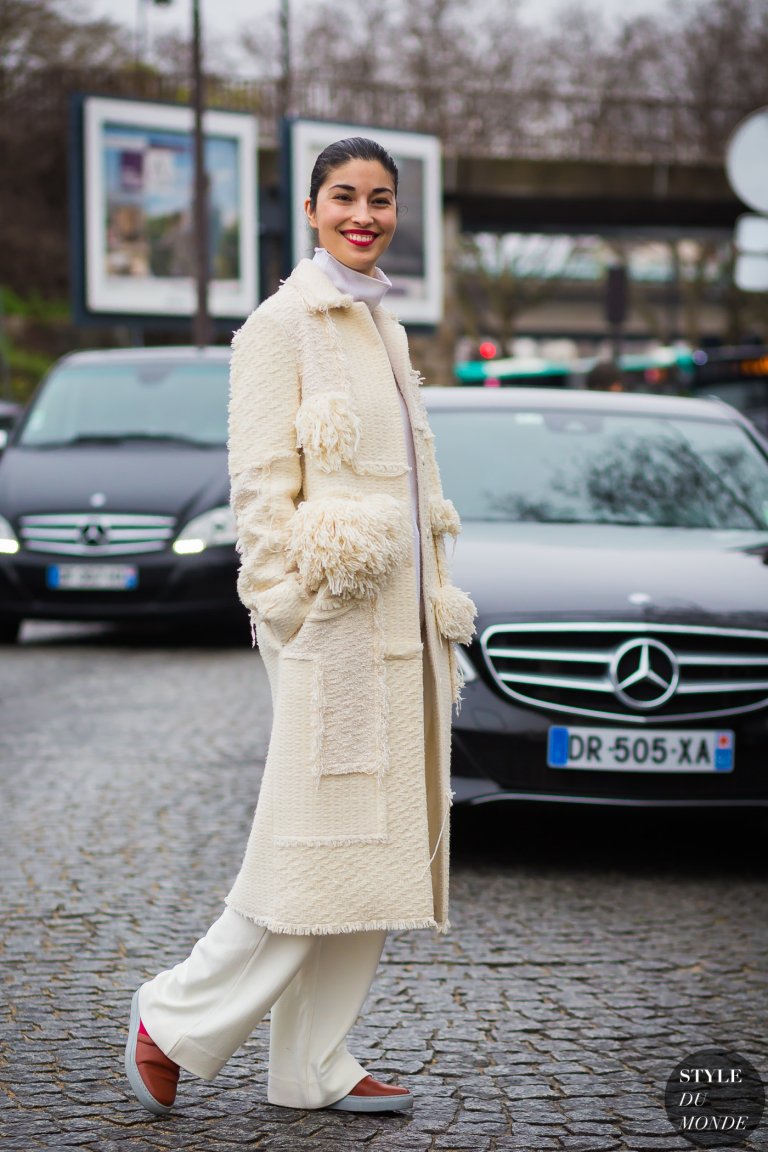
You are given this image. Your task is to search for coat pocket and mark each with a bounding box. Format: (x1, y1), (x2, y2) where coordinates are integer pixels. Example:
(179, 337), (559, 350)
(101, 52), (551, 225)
(271, 600), (388, 847)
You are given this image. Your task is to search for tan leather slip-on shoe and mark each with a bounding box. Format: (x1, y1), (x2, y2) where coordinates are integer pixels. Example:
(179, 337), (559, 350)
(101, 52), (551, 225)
(124, 989), (179, 1116)
(327, 1074), (414, 1113)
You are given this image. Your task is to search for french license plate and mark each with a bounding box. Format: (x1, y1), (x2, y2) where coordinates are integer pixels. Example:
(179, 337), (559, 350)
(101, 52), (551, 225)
(46, 564), (138, 591)
(547, 726), (734, 773)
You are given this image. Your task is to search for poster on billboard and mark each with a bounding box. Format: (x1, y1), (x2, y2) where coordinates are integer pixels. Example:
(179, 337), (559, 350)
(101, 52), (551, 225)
(81, 96), (257, 319)
(289, 120), (443, 325)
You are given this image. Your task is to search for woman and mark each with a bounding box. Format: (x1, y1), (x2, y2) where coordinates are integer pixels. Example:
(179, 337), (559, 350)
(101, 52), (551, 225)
(125, 137), (475, 1118)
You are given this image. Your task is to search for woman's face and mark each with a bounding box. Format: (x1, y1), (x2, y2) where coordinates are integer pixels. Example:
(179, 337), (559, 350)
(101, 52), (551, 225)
(305, 158), (397, 277)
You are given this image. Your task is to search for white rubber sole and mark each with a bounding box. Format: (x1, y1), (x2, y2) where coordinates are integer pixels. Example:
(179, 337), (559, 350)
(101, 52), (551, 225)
(327, 1090), (414, 1113)
(124, 989), (173, 1116)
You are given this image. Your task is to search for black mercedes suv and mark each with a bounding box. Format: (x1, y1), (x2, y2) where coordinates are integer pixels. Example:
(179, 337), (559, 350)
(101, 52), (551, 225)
(0, 347), (241, 642)
(425, 386), (768, 808)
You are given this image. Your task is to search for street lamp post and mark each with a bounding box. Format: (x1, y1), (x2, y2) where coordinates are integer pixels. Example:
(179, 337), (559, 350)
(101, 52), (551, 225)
(279, 0), (291, 117)
(190, 0), (211, 346)
(147, 0), (211, 346)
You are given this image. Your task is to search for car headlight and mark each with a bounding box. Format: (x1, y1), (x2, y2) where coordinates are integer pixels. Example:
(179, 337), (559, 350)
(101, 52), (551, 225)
(0, 514), (19, 555)
(173, 505), (238, 555)
(454, 643), (478, 683)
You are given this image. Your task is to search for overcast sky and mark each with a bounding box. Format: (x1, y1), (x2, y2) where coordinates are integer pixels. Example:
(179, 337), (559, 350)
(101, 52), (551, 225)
(77, 0), (675, 63)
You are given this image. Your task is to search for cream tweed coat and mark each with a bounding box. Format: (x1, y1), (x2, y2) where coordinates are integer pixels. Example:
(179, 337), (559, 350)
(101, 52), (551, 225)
(225, 259), (476, 936)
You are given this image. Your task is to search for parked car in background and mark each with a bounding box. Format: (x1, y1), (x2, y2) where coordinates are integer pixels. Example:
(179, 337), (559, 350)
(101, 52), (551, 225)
(424, 387), (768, 807)
(0, 347), (240, 642)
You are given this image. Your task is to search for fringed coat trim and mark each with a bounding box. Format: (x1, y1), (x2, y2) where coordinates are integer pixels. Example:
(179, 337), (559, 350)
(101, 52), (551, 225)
(287, 492), (411, 600)
(224, 905), (450, 937)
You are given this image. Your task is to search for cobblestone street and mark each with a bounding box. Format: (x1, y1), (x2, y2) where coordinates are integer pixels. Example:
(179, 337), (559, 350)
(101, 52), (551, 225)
(1, 623), (766, 1152)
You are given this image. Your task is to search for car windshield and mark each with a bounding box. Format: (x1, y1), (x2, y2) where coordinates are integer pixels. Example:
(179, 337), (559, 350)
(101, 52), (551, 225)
(430, 407), (768, 530)
(18, 360), (229, 448)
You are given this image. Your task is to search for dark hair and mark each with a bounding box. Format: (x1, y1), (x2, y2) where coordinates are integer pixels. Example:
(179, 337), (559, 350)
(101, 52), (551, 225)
(307, 137), (399, 209)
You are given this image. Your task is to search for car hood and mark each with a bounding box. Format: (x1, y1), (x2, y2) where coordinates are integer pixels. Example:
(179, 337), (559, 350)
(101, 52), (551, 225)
(0, 445), (229, 522)
(451, 521), (768, 628)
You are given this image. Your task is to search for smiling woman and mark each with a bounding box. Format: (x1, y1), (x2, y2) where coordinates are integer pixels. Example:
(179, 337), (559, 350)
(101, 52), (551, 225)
(304, 139), (399, 277)
(124, 135), (475, 1122)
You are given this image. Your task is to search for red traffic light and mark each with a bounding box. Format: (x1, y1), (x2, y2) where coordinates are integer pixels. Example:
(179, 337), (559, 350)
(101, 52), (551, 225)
(478, 341), (498, 360)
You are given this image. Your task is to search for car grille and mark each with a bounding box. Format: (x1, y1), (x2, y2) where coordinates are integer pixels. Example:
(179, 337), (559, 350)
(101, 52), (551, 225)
(19, 513), (177, 556)
(481, 622), (768, 724)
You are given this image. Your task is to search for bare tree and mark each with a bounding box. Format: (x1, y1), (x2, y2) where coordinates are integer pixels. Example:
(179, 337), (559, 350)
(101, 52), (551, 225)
(0, 1), (133, 298)
(616, 238), (728, 346)
(142, 25), (238, 79)
(472, 2), (548, 90)
(1, 0), (129, 83)
(239, 14), (281, 81)
(670, 0), (768, 107)
(541, 3), (668, 94)
(455, 232), (593, 350)
(301, 0), (392, 83)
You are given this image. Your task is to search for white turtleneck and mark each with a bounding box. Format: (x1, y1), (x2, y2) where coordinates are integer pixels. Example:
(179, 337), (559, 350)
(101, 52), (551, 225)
(312, 248), (422, 618)
(312, 246), (392, 309)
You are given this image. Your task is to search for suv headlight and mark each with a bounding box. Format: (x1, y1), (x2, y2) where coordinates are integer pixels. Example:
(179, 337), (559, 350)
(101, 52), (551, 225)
(173, 505), (237, 555)
(0, 514), (19, 555)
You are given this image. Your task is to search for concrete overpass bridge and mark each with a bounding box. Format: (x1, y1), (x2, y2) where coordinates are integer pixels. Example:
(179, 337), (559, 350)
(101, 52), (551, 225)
(447, 154), (737, 234)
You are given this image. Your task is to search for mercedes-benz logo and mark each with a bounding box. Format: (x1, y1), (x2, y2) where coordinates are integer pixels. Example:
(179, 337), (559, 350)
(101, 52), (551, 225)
(609, 637), (679, 710)
(79, 518), (109, 547)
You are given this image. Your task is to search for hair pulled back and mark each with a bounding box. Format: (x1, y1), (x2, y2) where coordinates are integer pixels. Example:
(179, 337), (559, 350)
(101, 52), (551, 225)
(307, 137), (399, 210)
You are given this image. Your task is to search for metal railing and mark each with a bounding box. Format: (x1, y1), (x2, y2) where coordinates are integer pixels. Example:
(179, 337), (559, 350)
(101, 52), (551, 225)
(0, 67), (745, 165)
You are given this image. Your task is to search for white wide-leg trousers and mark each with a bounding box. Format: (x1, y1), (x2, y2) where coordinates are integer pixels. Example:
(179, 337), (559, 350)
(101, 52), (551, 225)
(138, 908), (386, 1109)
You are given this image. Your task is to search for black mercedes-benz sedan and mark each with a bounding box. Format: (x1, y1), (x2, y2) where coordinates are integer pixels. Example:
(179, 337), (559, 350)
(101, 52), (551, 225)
(424, 387), (768, 808)
(0, 347), (240, 642)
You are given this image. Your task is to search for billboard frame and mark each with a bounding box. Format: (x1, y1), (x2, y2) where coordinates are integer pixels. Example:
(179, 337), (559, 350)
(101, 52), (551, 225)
(70, 93), (258, 327)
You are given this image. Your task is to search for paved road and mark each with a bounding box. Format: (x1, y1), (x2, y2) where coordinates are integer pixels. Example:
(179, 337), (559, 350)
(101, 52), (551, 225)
(1, 623), (766, 1152)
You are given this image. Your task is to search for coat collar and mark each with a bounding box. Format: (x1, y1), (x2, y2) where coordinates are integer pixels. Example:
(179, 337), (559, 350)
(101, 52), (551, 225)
(284, 259), (354, 313)
(284, 259), (423, 422)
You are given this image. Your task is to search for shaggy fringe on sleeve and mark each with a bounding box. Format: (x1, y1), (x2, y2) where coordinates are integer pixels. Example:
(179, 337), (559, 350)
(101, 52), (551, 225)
(430, 497), (462, 537)
(288, 493), (410, 599)
(432, 584), (477, 646)
(295, 391), (361, 473)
